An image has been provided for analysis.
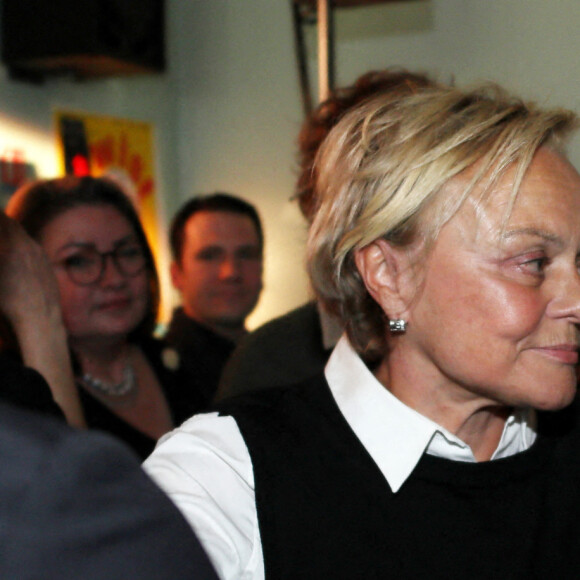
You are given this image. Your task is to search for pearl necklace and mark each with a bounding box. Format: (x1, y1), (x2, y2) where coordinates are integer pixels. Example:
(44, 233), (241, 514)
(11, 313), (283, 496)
(80, 364), (136, 397)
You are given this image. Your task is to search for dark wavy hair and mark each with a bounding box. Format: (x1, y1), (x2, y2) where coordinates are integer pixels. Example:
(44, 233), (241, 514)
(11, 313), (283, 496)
(6, 176), (160, 341)
(295, 68), (437, 222)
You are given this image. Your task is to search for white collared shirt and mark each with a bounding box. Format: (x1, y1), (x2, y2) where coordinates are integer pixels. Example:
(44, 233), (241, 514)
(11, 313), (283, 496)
(144, 335), (536, 580)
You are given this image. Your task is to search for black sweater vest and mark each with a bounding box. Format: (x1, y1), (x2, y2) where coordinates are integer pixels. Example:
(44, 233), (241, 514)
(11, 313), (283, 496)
(217, 375), (580, 579)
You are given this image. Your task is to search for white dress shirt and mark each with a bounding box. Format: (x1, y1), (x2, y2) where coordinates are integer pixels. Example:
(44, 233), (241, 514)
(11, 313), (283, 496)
(144, 335), (536, 580)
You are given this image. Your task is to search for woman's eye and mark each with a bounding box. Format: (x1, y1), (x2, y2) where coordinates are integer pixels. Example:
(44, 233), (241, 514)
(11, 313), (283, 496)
(65, 254), (94, 270)
(118, 246), (143, 260)
(522, 257), (547, 274)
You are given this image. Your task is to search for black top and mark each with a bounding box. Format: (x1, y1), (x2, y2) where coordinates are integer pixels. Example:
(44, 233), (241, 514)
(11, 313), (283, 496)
(0, 352), (64, 419)
(216, 301), (332, 401)
(79, 336), (204, 460)
(0, 399), (218, 580)
(165, 307), (235, 408)
(219, 374), (580, 579)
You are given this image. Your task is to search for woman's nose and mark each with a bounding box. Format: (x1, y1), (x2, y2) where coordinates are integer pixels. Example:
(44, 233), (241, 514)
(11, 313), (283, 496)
(548, 269), (580, 324)
(99, 254), (126, 286)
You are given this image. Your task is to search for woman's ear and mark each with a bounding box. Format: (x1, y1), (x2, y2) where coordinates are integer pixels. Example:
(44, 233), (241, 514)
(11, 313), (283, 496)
(354, 239), (413, 318)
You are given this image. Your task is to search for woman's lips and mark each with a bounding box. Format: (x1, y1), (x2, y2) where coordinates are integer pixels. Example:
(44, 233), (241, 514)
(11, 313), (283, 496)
(98, 297), (131, 311)
(534, 345), (579, 365)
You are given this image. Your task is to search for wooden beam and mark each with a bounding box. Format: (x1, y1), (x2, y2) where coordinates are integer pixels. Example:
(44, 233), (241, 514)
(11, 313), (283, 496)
(317, 0), (331, 102)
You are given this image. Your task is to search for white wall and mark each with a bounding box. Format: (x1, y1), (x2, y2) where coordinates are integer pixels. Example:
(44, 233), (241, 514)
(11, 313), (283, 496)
(433, 0), (580, 164)
(2, 0), (580, 328)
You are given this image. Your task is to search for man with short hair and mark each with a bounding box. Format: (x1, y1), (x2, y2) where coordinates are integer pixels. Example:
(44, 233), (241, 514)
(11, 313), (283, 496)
(165, 193), (263, 407)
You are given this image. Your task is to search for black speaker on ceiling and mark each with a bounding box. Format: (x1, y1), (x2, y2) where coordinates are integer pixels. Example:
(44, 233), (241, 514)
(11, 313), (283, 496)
(1, 0), (165, 82)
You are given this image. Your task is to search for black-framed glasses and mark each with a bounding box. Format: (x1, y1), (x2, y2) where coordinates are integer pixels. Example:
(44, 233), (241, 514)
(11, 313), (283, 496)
(56, 243), (147, 286)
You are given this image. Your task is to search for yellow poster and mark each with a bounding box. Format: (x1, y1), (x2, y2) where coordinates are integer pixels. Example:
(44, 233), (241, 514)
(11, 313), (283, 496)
(54, 111), (162, 271)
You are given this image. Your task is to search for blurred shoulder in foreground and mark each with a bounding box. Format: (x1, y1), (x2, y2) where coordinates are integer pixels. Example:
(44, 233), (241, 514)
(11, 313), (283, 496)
(0, 393), (217, 579)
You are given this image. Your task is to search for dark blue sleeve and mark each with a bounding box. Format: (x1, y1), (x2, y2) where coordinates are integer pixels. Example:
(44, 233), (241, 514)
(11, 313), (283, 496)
(0, 405), (218, 580)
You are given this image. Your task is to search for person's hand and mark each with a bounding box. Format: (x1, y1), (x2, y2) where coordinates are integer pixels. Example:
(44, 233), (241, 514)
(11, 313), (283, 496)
(0, 211), (61, 331)
(0, 211), (85, 428)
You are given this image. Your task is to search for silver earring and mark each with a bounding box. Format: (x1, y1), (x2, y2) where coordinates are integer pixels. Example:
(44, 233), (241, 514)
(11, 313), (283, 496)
(389, 319), (406, 333)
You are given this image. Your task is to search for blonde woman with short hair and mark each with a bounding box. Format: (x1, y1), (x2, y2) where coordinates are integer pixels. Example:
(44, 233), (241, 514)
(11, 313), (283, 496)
(146, 79), (580, 579)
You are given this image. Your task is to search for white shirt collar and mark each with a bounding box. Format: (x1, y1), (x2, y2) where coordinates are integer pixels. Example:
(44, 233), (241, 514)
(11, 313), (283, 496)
(325, 335), (537, 493)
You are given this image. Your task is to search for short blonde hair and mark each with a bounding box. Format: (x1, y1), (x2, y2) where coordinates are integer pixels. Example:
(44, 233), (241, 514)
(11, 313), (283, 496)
(307, 81), (577, 361)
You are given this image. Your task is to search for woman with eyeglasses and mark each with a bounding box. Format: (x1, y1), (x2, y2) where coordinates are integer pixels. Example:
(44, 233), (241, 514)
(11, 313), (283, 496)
(7, 176), (201, 459)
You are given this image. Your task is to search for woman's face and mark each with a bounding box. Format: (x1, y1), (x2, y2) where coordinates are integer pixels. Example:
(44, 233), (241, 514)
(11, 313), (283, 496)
(39, 205), (150, 346)
(397, 148), (580, 412)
